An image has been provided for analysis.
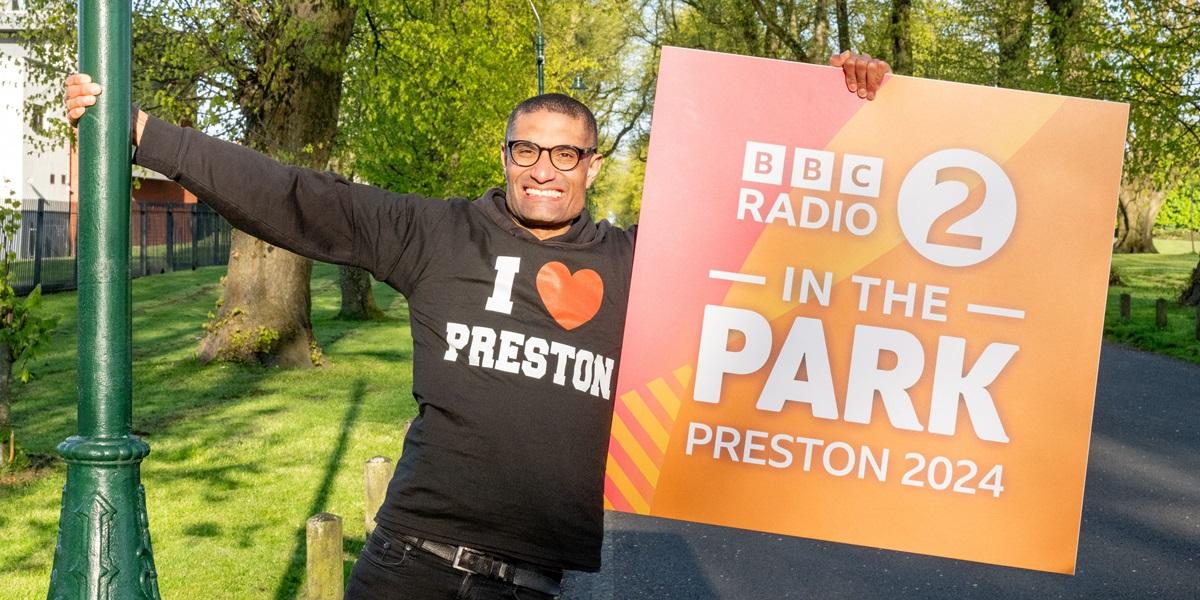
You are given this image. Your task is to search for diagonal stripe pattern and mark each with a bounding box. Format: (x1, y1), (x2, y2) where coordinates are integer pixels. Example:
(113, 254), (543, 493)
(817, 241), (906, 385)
(604, 365), (692, 513)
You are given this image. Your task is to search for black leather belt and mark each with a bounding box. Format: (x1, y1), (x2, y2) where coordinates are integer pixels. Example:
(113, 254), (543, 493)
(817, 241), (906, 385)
(398, 534), (562, 596)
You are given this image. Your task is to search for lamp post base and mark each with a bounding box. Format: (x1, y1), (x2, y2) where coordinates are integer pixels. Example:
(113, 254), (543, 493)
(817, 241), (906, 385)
(46, 436), (161, 600)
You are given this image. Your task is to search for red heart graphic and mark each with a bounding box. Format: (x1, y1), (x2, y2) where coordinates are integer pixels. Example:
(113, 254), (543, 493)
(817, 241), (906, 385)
(536, 262), (604, 331)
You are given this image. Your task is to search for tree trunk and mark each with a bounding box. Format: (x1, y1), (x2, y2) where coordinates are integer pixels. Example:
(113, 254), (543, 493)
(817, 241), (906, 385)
(811, 0), (829, 60)
(1044, 0), (1083, 94)
(338, 266), (383, 320)
(201, 0), (357, 367)
(835, 0), (851, 53)
(996, 0), (1035, 89)
(200, 235), (317, 365)
(1114, 175), (1166, 254)
(890, 0), (913, 75)
(0, 344), (12, 463)
(1181, 258), (1200, 306)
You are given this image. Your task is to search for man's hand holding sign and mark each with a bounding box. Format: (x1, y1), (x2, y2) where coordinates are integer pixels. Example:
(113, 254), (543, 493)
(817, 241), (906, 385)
(609, 47), (1128, 574)
(829, 50), (891, 100)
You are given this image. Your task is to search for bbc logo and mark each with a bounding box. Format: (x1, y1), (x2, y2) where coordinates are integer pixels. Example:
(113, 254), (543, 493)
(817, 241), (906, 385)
(741, 141), (884, 199)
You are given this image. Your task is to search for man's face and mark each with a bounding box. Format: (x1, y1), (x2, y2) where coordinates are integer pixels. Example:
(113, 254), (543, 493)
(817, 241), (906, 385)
(502, 110), (603, 240)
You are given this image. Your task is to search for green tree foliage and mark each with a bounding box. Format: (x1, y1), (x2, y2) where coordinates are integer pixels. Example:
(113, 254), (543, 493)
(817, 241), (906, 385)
(1098, 0), (1200, 253)
(340, 0), (641, 199)
(19, 0), (367, 366)
(644, 0), (832, 61)
(1157, 182), (1200, 231)
(16, 0), (222, 141)
(0, 189), (59, 465)
(589, 137), (645, 227)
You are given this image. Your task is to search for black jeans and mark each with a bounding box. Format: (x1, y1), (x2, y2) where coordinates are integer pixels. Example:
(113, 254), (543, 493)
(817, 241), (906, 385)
(345, 530), (559, 600)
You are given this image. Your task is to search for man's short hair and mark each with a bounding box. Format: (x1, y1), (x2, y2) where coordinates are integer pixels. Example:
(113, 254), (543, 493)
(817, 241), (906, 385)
(505, 93), (598, 148)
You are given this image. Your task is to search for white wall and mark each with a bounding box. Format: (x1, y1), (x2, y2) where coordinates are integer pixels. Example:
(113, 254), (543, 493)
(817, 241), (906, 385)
(1, 6), (71, 209)
(0, 22), (24, 204)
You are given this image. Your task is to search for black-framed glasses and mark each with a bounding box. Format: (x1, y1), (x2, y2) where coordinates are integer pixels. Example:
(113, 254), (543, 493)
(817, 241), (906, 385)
(506, 140), (596, 171)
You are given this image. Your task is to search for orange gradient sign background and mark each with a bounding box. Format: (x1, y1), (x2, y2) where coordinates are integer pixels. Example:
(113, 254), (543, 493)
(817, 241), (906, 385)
(605, 47), (1129, 574)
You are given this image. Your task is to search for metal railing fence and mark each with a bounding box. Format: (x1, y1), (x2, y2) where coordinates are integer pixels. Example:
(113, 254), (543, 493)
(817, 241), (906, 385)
(6, 200), (232, 296)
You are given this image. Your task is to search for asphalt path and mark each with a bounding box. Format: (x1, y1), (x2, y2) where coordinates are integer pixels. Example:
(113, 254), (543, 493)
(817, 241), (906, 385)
(561, 342), (1200, 599)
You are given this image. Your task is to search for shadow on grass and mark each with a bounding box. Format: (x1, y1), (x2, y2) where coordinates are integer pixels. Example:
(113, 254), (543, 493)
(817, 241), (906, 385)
(9, 269), (228, 455)
(8, 262), (400, 448)
(271, 378), (367, 600)
(334, 349), (413, 363)
(0, 513), (58, 575)
(10, 355), (279, 472)
(0, 358), (280, 583)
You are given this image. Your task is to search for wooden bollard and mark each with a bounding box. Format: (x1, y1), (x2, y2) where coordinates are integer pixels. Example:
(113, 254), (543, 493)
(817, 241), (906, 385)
(364, 421), (408, 535)
(306, 513), (343, 600)
(1156, 298), (1168, 328)
(364, 457), (394, 536)
(1119, 293), (1131, 321)
(1195, 306), (1200, 341)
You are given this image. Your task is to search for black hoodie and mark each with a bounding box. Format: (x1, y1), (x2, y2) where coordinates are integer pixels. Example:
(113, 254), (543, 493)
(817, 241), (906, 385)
(134, 115), (637, 571)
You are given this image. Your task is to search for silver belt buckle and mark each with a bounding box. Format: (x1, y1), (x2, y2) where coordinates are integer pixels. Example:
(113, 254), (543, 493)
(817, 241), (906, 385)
(451, 546), (482, 573)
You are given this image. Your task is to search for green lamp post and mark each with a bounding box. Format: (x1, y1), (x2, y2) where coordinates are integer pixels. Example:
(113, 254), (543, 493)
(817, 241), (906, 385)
(528, 0), (544, 95)
(46, 0), (161, 598)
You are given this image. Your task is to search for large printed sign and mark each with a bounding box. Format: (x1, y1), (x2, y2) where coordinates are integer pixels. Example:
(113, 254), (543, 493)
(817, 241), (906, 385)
(605, 47), (1129, 574)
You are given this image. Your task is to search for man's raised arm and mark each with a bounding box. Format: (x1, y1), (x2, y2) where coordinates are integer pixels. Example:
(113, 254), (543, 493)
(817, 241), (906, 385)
(64, 73), (438, 286)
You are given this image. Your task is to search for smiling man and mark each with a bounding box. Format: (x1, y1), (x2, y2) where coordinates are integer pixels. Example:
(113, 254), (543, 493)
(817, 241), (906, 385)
(64, 50), (889, 600)
(502, 98), (604, 239)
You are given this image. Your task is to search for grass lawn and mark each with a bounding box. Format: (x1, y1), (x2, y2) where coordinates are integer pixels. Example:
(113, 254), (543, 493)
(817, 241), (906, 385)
(1108, 247), (1200, 365)
(1153, 238), (1199, 255)
(0, 263), (415, 599)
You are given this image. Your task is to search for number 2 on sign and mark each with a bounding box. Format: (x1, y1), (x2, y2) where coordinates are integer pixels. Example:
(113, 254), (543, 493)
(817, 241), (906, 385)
(900, 452), (1004, 498)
